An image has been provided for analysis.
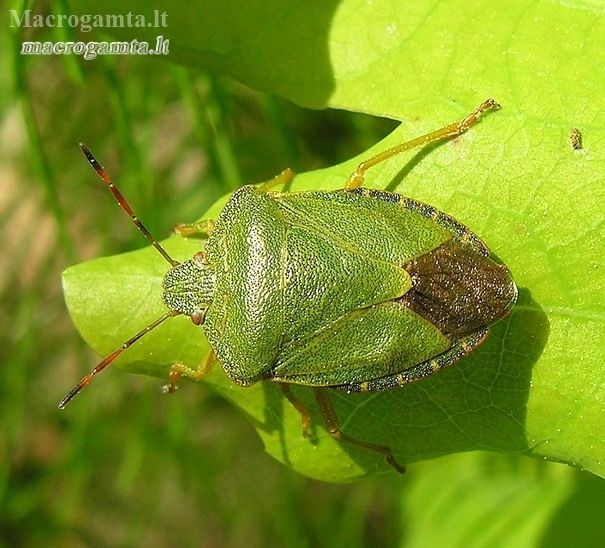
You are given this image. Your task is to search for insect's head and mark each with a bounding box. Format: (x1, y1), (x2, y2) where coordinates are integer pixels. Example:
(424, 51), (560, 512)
(162, 252), (216, 325)
(59, 144), (194, 409)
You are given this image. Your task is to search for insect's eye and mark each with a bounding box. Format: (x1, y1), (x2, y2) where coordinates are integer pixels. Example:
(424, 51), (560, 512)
(190, 310), (205, 325)
(194, 252), (209, 265)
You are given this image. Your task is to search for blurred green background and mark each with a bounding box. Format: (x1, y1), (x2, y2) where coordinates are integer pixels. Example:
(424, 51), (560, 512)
(2, 1), (605, 547)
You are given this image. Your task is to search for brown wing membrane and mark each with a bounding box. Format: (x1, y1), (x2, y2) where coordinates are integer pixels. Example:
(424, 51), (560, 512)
(399, 239), (517, 338)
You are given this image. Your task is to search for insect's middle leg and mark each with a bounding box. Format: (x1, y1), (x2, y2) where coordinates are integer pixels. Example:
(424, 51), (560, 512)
(313, 387), (406, 474)
(279, 383), (312, 438)
(174, 169), (294, 237)
(345, 98), (500, 189)
(162, 351), (217, 393)
(257, 168), (295, 191)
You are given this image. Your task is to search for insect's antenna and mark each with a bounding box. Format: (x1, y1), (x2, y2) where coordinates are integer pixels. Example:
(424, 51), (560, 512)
(79, 143), (179, 268)
(58, 310), (180, 409)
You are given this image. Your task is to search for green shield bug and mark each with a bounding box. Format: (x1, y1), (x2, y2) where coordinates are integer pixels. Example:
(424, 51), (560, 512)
(60, 99), (517, 473)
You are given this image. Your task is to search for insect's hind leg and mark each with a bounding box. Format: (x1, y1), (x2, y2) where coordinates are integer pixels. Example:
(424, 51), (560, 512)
(313, 387), (406, 474)
(345, 98), (500, 189)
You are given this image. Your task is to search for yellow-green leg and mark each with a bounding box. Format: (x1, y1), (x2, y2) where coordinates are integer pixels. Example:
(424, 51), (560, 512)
(174, 169), (294, 237)
(279, 383), (312, 438)
(314, 387), (406, 474)
(174, 218), (216, 238)
(162, 351), (217, 393)
(258, 168), (295, 191)
(345, 98), (500, 189)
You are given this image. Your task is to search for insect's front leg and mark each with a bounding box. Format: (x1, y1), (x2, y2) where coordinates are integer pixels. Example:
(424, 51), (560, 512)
(161, 351), (217, 393)
(174, 218), (216, 238)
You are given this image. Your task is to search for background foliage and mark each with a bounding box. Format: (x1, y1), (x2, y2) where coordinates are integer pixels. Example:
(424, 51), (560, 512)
(2, 0), (604, 545)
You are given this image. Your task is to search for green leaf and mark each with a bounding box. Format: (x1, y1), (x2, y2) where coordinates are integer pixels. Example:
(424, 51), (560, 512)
(403, 453), (577, 547)
(64, 0), (605, 481)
